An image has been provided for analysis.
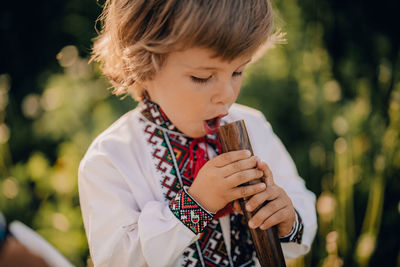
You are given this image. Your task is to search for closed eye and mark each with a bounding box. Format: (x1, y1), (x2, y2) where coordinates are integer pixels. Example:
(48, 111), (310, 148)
(191, 76), (211, 84)
(191, 72), (242, 84)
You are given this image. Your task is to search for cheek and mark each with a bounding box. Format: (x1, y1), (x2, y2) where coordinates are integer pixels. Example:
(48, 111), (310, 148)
(233, 79), (243, 95)
(234, 76), (244, 87)
(183, 86), (213, 105)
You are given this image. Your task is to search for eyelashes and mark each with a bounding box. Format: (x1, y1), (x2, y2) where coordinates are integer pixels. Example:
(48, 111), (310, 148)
(191, 76), (210, 84)
(191, 72), (243, 84)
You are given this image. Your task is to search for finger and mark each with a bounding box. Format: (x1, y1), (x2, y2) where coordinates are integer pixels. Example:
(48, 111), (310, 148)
(248, 199), (286, 229)
(257, 160), (274, 186)
(220, 155), (258, 177)
(259, 208), (292, 235)
(230, 183), (266, 202)
(226, 168), (264, 187)
(213, 150), (251, 167)
(245, 185), (281, 212)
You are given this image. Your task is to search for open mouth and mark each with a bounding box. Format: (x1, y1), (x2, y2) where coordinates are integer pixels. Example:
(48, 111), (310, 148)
(203, 116), (222, 134)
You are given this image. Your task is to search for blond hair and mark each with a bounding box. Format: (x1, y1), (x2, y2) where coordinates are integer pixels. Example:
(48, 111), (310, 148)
(92, 0), (277, 101)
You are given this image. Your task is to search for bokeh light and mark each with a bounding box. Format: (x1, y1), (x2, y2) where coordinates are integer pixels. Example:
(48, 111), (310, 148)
(57, 45), (79, 68)
(22, 94), (42, 118)
(317, 192), (335, 222)
(2, 177), (19, 199)
(0, 123), (10, 144)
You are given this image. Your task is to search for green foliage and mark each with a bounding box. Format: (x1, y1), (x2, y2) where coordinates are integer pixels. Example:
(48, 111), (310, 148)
(0, 52), (136, 265)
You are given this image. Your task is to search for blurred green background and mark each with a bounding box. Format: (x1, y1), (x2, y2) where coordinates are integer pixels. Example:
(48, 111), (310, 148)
(0, 0), (399, 266)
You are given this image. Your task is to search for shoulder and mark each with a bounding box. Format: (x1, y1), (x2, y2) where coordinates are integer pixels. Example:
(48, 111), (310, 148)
(224, 103), (275, 155)
(79, 107), (143, 171)
(225, 103), (272, 131)
(229, 103), (265, 119)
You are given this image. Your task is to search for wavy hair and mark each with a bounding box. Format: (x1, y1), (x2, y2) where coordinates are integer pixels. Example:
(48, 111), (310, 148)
(92, 0), (278, 100)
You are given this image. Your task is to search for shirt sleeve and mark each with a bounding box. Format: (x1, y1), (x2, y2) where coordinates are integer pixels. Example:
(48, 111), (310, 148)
(78, 152), (201, 267)
(279, 209), (304, 244)
(248, 111), (318, 259)
(169, 189), (215, 234)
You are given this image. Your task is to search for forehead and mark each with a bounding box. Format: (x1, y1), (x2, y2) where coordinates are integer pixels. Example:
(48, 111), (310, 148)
(166, 47), (252, 70)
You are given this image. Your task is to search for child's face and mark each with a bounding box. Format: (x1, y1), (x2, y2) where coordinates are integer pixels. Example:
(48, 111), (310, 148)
(144, 47), (251, 138)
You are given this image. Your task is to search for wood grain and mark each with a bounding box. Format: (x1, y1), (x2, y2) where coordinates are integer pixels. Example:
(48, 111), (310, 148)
(218, 120), (286, 267)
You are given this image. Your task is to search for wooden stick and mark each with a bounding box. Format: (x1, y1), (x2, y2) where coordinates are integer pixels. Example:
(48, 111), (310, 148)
(217, 120), (286, 267)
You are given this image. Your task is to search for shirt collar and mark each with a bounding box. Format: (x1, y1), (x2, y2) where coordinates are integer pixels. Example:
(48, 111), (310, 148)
(139, 96), (182, 134)
(138, 92), (227, 142)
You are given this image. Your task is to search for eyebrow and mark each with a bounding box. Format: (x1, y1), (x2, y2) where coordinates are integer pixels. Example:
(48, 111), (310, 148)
(187, 59), (252, 71)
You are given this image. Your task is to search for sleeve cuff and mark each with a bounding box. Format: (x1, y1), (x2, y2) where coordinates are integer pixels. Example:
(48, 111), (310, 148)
(169, 189), (215, 234)
(279, 209), (304, 244)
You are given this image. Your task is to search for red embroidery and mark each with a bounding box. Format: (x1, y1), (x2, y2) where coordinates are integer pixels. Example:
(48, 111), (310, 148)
(170, 190), (213, 234)
(140, 98), (254, 266)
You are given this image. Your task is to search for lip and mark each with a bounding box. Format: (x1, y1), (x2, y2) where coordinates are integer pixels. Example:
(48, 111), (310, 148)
(206, 113), (228, 121)
(203, 118), (221, 134)
(203, 112), (228, 134)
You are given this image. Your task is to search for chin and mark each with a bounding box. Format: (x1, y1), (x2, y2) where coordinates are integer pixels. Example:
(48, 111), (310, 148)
(186, 130), (206, 139)
(179, 125), (207, 138)
(187, 133), (206, 139)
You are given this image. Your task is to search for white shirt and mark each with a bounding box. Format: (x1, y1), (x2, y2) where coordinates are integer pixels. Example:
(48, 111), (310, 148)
(78, 103), (317, 267)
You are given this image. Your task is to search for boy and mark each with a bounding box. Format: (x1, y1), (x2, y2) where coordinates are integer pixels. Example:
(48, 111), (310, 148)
(79, 1), (317, 266)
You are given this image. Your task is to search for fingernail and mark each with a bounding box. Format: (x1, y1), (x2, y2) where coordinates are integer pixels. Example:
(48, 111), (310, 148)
(246, 150), (251, 156)
(249, 221), (255, 228)
(260, 225), (266, 230)
(246, 204), (251, 211)
(254, 156), (260, 162)
(258, 183), (266, 189)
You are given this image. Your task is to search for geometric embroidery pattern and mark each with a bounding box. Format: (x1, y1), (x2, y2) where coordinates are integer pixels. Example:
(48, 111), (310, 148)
(181, 219), (232, 267)
(198, 220), (230, 266)
(140, 98), (221, 200)
(169, 189), (214, 234)
(230, 214), (255, 266)
(139, 98), (257, 266)
(140, 94), (179, 132)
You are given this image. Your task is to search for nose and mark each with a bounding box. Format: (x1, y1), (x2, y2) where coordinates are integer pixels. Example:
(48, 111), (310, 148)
(211, 81), (236, 106)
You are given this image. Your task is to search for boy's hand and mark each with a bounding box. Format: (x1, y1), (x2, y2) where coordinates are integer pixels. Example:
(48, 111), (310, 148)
(233, 159), (296, 237)
(187, 150), (266, 213)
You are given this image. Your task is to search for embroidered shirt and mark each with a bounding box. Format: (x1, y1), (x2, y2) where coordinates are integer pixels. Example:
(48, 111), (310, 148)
(140, 98), (254, 266)
(78, 100), (317, 266)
